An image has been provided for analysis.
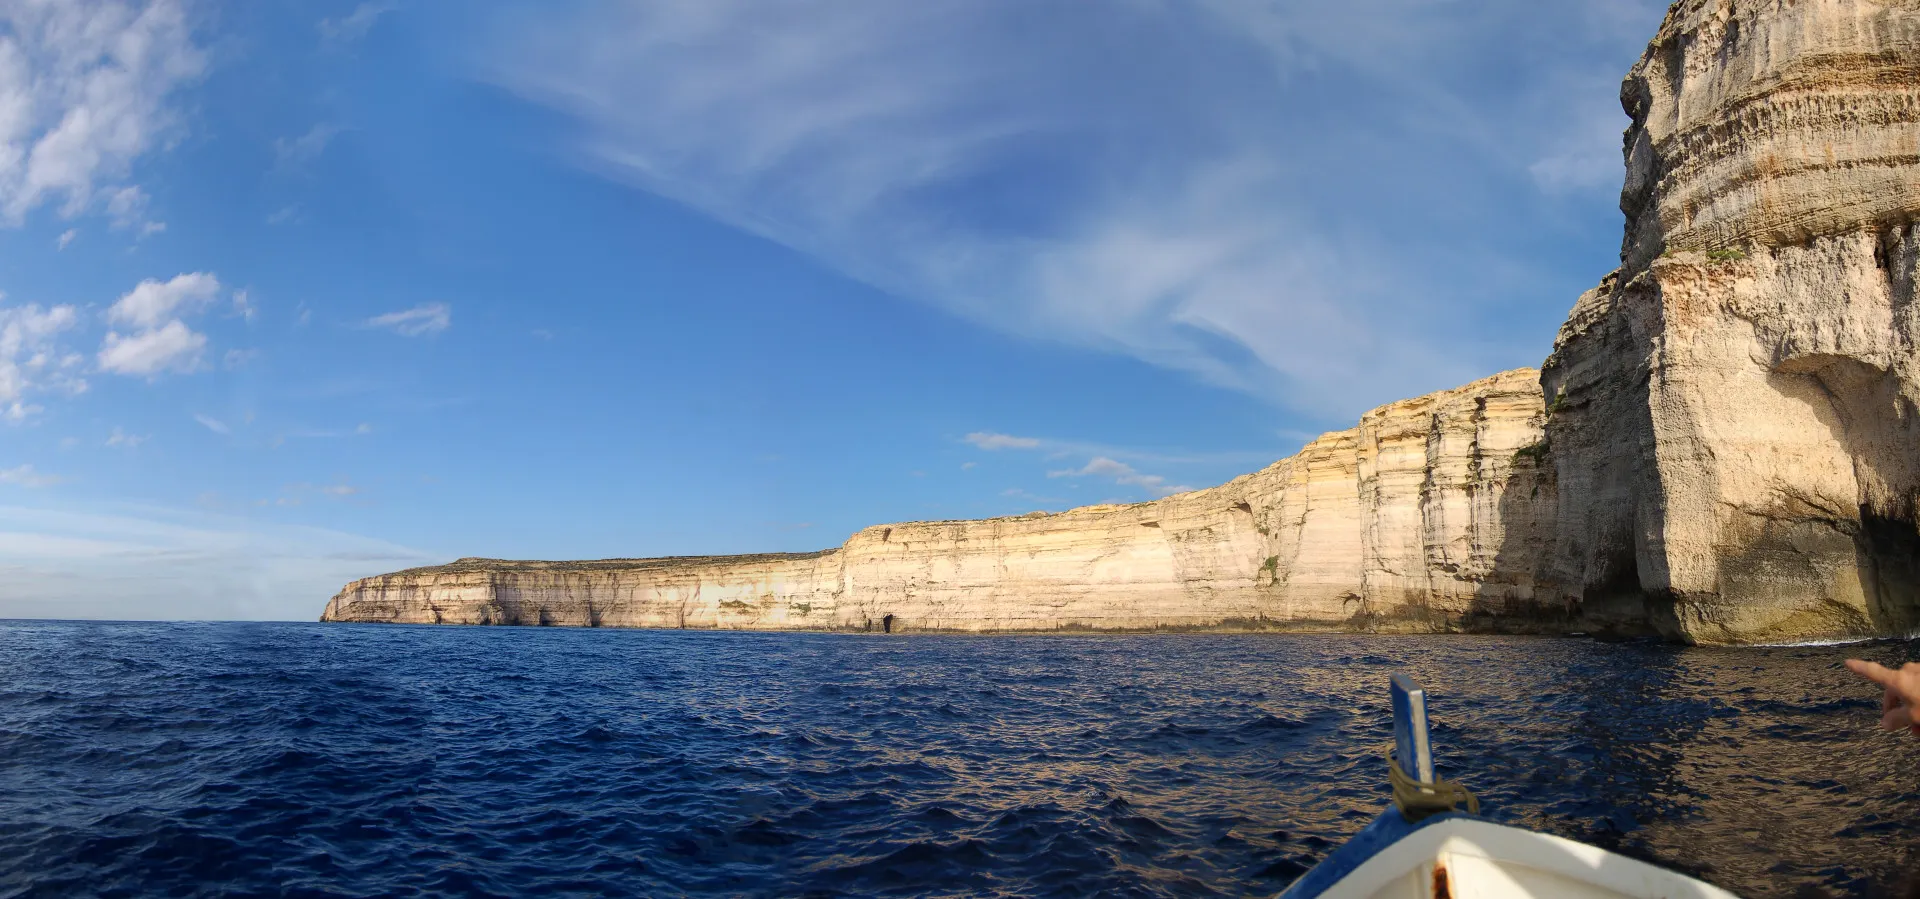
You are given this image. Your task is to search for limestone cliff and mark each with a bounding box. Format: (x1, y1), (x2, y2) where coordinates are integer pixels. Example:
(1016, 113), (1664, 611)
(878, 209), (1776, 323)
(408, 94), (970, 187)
(325, 0), (1920, 643)
(1540, 0), (1920, 642)
(323, 370), (1559, 634)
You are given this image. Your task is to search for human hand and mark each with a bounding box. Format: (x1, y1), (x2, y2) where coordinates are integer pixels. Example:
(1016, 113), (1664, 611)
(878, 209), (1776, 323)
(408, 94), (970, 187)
(1845, 659), (1920, 736)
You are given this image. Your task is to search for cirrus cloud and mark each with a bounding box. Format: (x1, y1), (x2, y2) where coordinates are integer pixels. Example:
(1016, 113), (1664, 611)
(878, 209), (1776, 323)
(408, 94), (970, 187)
(364, 302), (451, 336)
(1047, 455), (1191, 498)
(481, 0), (1665, 418)
(964, 431), (1040, 451)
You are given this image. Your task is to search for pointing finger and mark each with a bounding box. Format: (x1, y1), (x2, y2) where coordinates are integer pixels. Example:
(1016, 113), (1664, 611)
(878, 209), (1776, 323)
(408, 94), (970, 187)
(1848, 659), (1900, 687)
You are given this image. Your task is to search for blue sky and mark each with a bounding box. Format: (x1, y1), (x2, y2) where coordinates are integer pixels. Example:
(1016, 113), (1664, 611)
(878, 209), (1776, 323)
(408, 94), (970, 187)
(0, 0), (1668, 620)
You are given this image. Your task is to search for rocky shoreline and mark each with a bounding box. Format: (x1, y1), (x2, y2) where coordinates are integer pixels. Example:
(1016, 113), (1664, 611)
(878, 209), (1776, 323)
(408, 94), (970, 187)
(324, 0), (1920, 645)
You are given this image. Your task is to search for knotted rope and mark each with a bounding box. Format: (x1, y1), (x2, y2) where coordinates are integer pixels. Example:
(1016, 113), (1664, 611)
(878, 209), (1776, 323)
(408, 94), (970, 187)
(1388, 753), (1479, 822)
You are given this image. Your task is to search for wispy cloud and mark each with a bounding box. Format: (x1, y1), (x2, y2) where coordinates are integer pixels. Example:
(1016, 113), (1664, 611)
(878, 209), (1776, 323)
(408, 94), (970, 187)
(273, 124), (341, 172)
(0, 502), (436, 620)
(106, 427), (147, 449)
(365, 302), (451, 336)
(960, 429), (1274, 469)
(56, 229), (76, 250)
(104, 186), (165, 236)
(319, 2), (397, 45)
(483, 0), (1662, 417)
(0, 464), (62, 488)
(193, 413), (229, 435)
(275, 481), (363, 506)
(0, 302), (79, 410)
(1047, 456), (1191, 498)
(964, 432), (1040, 451)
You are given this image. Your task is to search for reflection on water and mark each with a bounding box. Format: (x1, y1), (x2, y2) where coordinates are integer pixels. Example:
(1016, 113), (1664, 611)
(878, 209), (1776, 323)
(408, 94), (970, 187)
(0, 621), (1915, 897)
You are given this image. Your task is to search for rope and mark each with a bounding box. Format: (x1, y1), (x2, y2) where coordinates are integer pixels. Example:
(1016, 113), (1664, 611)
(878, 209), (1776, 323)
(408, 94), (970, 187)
(1388, 752), (1479, 822)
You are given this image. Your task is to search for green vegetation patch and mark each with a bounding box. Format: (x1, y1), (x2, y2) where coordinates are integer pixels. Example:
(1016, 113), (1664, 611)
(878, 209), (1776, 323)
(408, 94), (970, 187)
(1512, 439), (1552, 466)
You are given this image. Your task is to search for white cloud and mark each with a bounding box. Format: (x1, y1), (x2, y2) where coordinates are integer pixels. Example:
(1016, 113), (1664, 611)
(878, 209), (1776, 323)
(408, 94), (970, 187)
(364, 302), (450, 336)
(232, 289), (255, 321)
(355, 422), (373, 435)
(4, 401), (41, 423)
(319, 2), (396, 45)
(0, 0), (207, 225)
(483, 0), (1661, 416)
(192, 413), (228, 435)
(98, 320), (205, 375)
(1048, 456), (1191, 498)
(104, 186), (164, 235)
(106, 427), (146, 448)
(56, 229), (76, 249)
(107, 272), (222, 330)
(0, 502), (437, 620)
(0, 464), (61, 487)
(964, 431), (1039, 451)
(960, 461), (976, 470)
(273, 124), (340, 172)
(266, 205), (300, 225)
(96, 273), (221, 377)
(0, 302), (79, 408)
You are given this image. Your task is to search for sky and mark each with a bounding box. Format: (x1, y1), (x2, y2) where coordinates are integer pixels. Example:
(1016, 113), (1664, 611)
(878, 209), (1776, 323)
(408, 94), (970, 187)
(0, 0), (1670, 621)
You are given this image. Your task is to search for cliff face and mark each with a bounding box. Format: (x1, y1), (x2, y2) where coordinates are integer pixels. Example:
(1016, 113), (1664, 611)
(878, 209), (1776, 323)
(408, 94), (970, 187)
(324, 370), (1561, 634)
(325, 0), (1920, 644)
(1541, 0), (1920, 642)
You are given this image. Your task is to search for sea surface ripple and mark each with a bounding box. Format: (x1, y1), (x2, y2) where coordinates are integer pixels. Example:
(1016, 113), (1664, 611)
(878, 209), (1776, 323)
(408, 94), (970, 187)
(2, 621), (1918, 898)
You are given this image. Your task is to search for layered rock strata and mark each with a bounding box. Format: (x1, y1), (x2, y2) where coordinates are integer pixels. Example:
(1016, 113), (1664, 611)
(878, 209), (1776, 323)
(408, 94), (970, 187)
(323, 370), (1560, 634)
(1538, 0), (1920, 642)
(325, 0), (1920, 643)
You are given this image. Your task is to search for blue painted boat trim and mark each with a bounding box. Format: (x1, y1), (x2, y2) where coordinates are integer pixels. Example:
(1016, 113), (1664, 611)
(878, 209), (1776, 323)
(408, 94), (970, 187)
(1277, 809), (1478, 898)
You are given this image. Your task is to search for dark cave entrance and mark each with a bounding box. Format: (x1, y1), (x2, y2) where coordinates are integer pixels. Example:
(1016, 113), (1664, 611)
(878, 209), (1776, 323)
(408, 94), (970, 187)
(882, 614), (894, 634)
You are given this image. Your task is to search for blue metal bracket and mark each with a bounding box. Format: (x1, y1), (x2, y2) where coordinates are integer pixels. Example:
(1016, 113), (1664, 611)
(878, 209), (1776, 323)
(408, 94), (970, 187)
(1389, 673), (1433, 784)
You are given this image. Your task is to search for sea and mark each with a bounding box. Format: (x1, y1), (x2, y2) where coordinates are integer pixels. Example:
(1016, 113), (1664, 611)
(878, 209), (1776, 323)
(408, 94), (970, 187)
(1, 620), (1916, 898)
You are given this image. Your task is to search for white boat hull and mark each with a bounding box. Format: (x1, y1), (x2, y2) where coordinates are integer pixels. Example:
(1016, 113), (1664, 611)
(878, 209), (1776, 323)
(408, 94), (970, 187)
(1285, 816), (1738, 899)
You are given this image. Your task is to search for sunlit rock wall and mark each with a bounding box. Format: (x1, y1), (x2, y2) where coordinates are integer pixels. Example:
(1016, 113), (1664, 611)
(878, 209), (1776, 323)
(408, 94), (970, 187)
(323, 371), (1556, 633)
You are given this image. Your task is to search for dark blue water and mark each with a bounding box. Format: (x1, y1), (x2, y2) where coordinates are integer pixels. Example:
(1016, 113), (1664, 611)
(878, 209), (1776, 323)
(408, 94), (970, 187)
(2, 622), (1917, 898)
